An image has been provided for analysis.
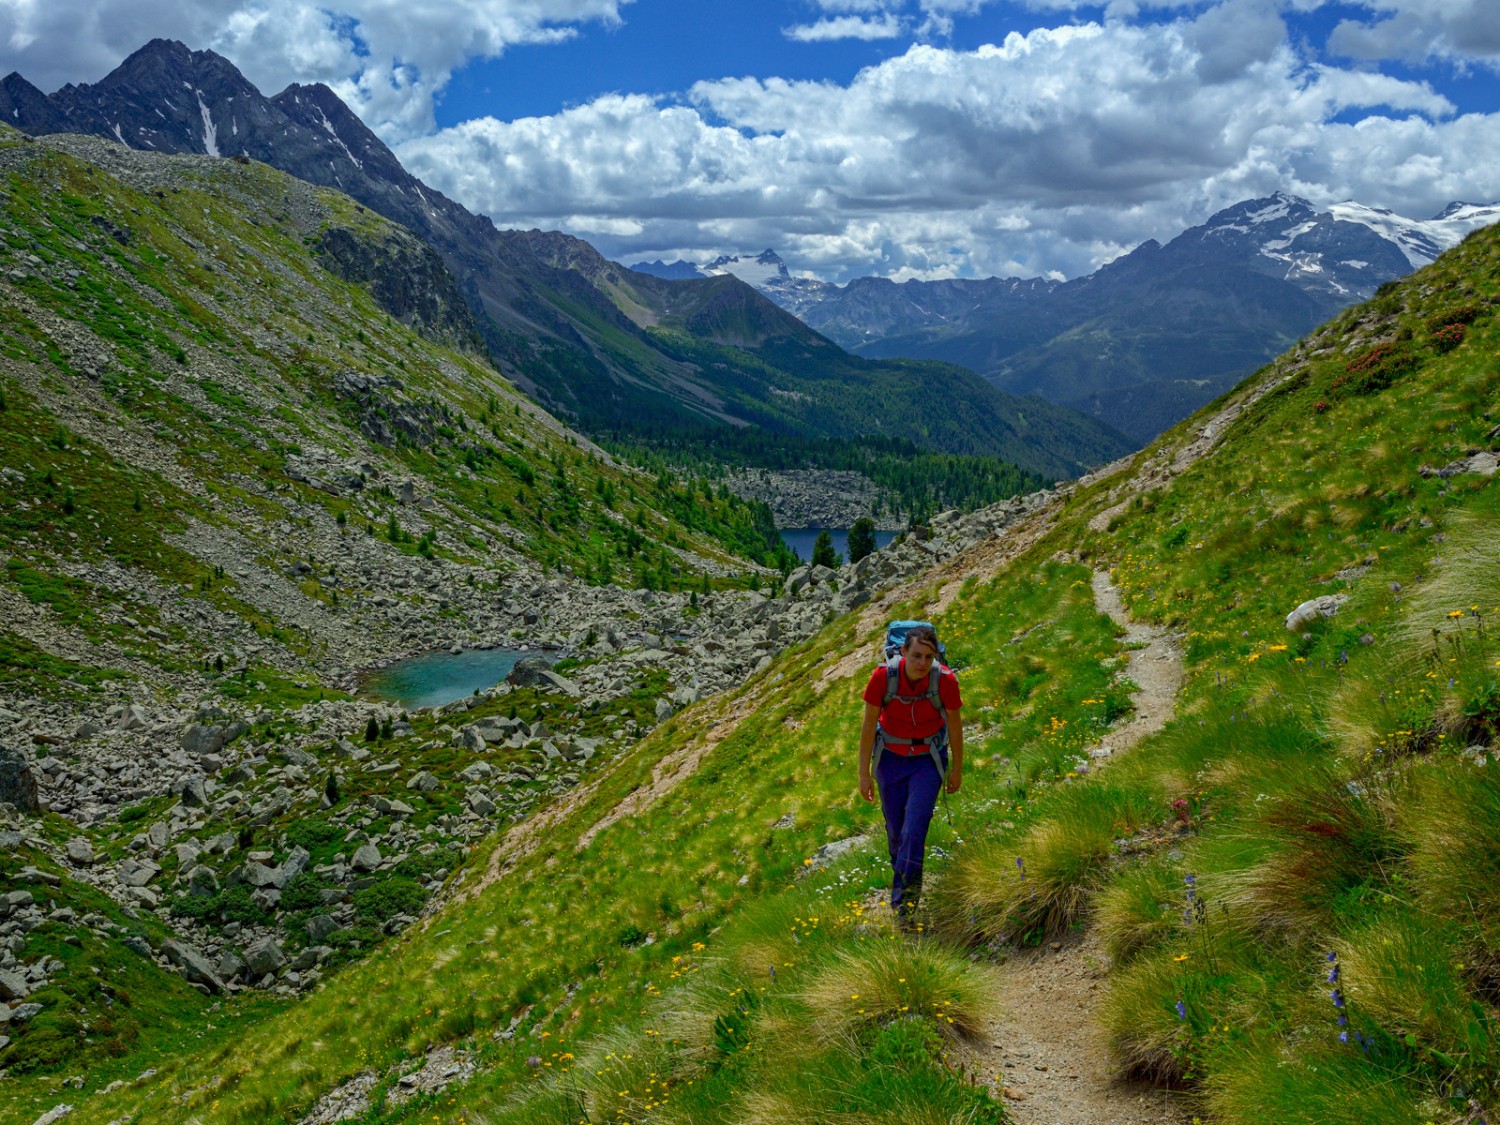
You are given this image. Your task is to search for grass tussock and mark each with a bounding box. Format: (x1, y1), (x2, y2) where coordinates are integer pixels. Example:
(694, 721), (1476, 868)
(1095, 859), (1185, 964)
(1220, 773), (1399, 936)
(1334, 908), (1498, 1063)
(1403, 762), (1500, 972)
(1204, 1038), (1443, 1125)
(797, 939), (1000, 1044)
(934, 780), (1160, 940)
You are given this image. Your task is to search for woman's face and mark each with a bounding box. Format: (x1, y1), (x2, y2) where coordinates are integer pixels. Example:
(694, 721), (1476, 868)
(902, 638), (937, 679)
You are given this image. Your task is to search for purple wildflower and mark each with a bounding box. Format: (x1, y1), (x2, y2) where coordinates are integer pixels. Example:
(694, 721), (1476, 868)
(1175, 1000), (1187, 1021)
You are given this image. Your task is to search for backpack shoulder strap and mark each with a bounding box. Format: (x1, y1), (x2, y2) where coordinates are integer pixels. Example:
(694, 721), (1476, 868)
(883, 655), (901, 706)
(926, 668), (945, 718)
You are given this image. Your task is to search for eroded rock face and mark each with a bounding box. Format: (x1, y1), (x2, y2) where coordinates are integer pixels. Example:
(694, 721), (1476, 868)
(0, 747), (39, 814)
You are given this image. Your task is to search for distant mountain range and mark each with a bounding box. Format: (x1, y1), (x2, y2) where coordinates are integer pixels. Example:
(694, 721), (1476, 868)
(0, 39), (1131, 479)
(635, 195), (1500, 440)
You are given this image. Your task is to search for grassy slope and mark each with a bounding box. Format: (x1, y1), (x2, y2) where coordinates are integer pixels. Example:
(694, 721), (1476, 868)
(0, 129), (781, 699)
(6, 228), (1499, 1122)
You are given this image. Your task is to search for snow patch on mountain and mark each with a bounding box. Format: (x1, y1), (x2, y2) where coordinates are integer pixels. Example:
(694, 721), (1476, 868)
(194, 88), (219, 157)
(703, 249), (790, 287)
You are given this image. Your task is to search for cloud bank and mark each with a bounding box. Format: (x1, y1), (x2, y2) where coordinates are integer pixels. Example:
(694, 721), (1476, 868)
(397, 3), (1498, 280)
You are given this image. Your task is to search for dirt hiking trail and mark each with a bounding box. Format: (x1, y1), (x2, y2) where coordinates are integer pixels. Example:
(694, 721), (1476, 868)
(956, 569), (1193, 1125)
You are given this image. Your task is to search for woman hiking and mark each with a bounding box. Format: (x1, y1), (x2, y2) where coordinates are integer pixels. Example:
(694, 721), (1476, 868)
(858, 624), (963, 924)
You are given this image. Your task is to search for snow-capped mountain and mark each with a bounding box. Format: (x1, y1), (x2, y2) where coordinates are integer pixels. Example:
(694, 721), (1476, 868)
(634, 249), (793, 287)
(1327, 199), (1500, 269)
(640, 192), (1497, 441)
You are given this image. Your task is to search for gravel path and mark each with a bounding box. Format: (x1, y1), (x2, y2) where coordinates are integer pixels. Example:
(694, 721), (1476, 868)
(958, 569), (1194, 1125)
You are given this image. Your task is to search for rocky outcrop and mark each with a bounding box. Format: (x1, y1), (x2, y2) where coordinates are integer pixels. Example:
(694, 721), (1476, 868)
(0, 746), (39, 813)
(315, 225), (480, 351)
(726, 469), (903, 530)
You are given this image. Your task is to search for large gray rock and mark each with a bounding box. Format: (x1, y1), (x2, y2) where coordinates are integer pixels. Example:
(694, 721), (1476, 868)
(537, 670), (580, 696)
(186, 865), (220, 898)
(116, 858), (160, 887)
(116, 703), (150, 731)
(1285, 594), (1348, 633)
(506, 655), (554, 688)
(64, 838), (94, 865)
(243, 936), (286, 977)
(278, 846), (312, 887)
(351, 843), (382, 872)
(180, 723), (226, 756)
(161, 939), (223, 992)
(178, 774), (210, 807)
(0, 969), (30, 1001)
(306, 914), (342, 943)
(242, 861), (279, 888)
(215, 951), (246, 982)
(0, 746), (39, 813)
(467, 792), (497, 817)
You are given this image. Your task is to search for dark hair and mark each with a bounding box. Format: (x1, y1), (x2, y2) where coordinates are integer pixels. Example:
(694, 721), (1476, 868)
(902, 625), (939, 654)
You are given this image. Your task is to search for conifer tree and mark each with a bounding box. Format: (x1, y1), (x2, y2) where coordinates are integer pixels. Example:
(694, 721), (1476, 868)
(811, 530), (841, 568)
(847, 518), (877, 564)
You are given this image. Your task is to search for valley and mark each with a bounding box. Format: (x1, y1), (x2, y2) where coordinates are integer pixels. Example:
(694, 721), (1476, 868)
(0, 27), (1498, 1125)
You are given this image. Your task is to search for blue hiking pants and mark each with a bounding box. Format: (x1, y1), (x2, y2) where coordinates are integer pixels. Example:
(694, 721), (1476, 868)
(876, 749), (944, 913)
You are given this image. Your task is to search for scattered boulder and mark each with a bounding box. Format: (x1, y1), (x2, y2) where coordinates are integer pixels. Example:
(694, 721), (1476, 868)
(64, 838), (94, 866)
(243, 936), (286, 978)
(116, 858), (161, 888)
(351, 843), (382, 872)
(802, 835), (869, 874)
(1285, 594), (1348, 633)
(161, 939), (224, 992)
(307, 914), (342, 943)
(0, 969), (30, 1001)
(506, 655), (554, 688)
(179, 774), (210, 807)
(180, 723), (226, 756)
(216, 951), (246, 982)
(186, 865), (220, 897)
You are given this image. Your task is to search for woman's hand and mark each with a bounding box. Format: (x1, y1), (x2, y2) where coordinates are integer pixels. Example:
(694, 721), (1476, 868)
(945, 766), (962, 795)
(859, 770), (876, 802)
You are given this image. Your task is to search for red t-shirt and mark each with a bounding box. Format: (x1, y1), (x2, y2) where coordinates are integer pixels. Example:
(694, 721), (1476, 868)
(863, 658), (962, 742)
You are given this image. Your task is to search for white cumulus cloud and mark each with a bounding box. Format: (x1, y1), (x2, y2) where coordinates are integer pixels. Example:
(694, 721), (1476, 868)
(398, 4), (1499, 282)
(784, 14), (906, 42)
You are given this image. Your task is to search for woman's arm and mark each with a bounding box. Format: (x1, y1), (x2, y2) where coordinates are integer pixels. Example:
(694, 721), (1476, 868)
(858, 701), (880, 802)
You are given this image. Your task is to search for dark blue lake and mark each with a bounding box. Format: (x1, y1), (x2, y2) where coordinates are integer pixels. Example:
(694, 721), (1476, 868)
(780, 527), (898, 564)
(363, 648), (538, 710)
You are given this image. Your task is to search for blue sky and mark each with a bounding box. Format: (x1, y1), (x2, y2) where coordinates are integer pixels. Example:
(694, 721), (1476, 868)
(432, 2), (1499, 129)
(2, 0), (1498, 281)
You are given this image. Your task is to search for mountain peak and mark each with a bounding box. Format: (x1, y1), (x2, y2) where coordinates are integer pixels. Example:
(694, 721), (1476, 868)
(101, 38), (255, 95)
